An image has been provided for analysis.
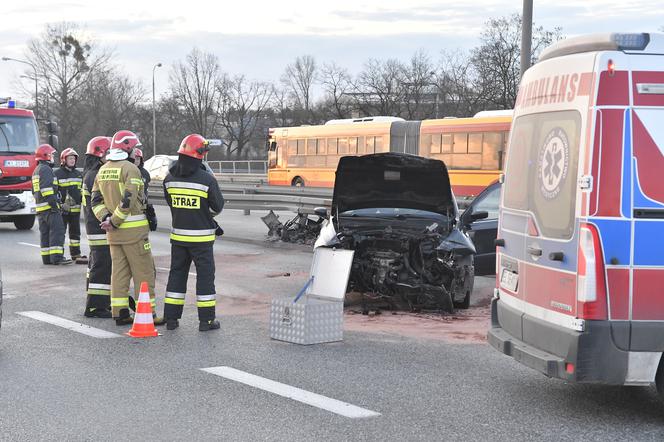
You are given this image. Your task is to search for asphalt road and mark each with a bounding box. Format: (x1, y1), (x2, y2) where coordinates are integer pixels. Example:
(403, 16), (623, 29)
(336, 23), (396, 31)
(1, 222), (664, 441)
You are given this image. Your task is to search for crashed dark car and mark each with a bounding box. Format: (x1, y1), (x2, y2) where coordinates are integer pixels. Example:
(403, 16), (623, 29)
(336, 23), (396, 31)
(314, 153), (486, 312)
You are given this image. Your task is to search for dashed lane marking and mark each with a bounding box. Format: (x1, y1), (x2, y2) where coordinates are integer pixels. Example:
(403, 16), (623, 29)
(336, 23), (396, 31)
(17, 311), (122, 339)
(18, 242), (40, 248)
(200, 366), (381, 419)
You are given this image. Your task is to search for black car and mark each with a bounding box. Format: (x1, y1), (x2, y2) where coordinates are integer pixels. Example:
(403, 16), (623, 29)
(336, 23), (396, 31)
(459, 181), (501, 276)
(314, 153), (487, 312)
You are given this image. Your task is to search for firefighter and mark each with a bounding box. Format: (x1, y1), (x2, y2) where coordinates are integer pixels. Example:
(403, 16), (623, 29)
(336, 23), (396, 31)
(54, 147), (87, 264)
(91, 130), (164, 326)
(32, 144), (72, 265)
(163, 134), (224, 331)
(130, 148), (157, 231)
(82, 136), (113, 318)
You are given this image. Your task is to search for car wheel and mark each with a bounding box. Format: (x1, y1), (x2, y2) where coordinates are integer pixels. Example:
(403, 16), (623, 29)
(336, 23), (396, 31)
(14, 215), (35, 230)
(454, 290), (471, 309)
(655, 356), (664, 396)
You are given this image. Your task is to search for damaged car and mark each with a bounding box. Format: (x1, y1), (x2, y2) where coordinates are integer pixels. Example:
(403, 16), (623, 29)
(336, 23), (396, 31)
(314, 153), (487, 313)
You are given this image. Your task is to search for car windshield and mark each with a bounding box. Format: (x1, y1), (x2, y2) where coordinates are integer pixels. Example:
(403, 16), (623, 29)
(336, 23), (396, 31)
(340, 207), (449, 220)
(0, 115), (39, 153)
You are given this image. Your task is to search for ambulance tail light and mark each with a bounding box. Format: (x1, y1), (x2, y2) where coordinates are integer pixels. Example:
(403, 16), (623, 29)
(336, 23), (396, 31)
(577, 223), (607, 320)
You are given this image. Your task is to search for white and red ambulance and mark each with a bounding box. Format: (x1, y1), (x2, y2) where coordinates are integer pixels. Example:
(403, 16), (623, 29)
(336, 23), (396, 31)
(489, 33), (664, 391)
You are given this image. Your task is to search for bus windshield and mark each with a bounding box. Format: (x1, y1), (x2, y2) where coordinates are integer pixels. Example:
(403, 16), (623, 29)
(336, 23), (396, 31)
(0, 115), (40, 153)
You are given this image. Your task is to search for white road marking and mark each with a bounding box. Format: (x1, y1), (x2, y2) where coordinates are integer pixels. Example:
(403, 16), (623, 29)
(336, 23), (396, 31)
(17, 311), (122, 339)
(18, 242), (40, 248)
(156, 267), (196, 277)
(200, 366), (381, 419)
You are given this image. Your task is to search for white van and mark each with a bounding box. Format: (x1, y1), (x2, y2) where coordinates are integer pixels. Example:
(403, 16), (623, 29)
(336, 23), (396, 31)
(489, 33), (664, 390)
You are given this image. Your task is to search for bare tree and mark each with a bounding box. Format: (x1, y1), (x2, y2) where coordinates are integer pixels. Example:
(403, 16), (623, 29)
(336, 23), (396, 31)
(353, 58), (407, 117)
(402, 50), (436, 119)
(218, 75), (273, 158)
(26, 22), (112, 147)
(280, 55), (317, 122)
(169, 48), (224, 136)
(319, 62), (352, 119)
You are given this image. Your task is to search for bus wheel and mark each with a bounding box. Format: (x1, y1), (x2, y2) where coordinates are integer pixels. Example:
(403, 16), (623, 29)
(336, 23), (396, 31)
(292, 177), (305, 187)
(14, 215), (35, 230)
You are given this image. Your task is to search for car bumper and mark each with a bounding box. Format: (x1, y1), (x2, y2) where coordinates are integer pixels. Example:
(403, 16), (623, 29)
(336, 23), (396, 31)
(488, 298), (629, 384)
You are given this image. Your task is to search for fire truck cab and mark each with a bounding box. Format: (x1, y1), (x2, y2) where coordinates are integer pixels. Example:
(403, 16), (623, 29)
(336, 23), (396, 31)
(0, 98), (41, 230)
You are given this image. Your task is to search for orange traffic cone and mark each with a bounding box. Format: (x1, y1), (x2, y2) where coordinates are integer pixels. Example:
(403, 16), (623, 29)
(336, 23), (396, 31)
(127, 282), (160, 338)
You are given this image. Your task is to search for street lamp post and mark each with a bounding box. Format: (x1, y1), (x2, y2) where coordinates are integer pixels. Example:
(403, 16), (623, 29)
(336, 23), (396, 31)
(152, 62), (162, 158)
(2, 57), (38, 118)
(521, 0), (533, 79)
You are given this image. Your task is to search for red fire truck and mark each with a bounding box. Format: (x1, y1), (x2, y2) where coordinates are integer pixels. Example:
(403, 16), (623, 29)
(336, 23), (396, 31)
(0, 98), (57, 230)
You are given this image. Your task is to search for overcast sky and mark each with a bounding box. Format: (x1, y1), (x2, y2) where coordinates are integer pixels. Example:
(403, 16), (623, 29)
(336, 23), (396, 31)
(1, 0), (663, 103)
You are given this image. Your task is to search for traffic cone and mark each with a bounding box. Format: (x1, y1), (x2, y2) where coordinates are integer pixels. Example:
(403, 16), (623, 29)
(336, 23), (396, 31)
(126, 282), (159, 338)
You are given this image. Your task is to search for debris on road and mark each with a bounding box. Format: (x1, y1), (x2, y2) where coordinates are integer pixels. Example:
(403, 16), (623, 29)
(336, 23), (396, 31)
(261, 210), (324, 245)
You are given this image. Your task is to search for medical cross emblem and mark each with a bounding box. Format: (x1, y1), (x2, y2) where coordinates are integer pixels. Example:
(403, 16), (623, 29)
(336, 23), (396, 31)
(538, 127), (569, 200)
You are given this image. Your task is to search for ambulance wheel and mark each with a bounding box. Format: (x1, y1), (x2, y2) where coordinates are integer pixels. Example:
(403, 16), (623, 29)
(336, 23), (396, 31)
(14, 215), (35, 230)
(655, 356), (664, 396)
(292, 177), (305, 187)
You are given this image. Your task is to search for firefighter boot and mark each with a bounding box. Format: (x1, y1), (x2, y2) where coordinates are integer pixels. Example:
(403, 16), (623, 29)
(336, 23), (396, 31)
(115, 309), (134, 326)
(166, 319), (179, 330)
(84, 308), (112, 318)
(54, 257), (74, 265)
(199, 319), (220, 332)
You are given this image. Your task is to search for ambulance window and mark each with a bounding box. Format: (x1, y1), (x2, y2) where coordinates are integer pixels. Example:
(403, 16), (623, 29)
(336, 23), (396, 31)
(503, 110), (581, 240)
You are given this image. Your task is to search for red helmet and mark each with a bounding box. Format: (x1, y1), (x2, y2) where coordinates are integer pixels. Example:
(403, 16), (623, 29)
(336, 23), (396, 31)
(132, 148), (143, 159)
(60, 147), (78, 165)
(86, 136), (112, 158)
(178, 134), (210, 160)
(110, 130), (142, 152)
(35, 144), (56, 162)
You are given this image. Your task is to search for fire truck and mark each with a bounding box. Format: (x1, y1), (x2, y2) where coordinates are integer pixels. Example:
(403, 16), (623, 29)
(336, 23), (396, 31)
(0, 98), (58, 230)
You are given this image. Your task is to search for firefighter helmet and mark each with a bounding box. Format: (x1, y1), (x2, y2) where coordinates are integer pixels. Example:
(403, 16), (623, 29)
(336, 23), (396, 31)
(35, 144), (56, 162)
(110, 130), (142, 152)
(86, 136), (112, 158)
(132, 148), (144, 159)
(60, 147), (79, 165)
(177, 134), (210, 160)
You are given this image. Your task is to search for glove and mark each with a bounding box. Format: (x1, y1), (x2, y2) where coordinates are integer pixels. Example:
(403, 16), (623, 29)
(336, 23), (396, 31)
(214, 220), (224, 237)
(146, 204), (157, 231)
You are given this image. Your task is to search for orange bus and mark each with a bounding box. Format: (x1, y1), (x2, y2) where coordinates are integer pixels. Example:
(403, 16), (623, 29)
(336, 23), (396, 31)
(267, 111), (511, 196)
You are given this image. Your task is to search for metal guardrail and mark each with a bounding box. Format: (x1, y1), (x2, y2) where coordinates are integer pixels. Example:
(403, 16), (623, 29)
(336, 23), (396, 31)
(207, 160), (268, 174)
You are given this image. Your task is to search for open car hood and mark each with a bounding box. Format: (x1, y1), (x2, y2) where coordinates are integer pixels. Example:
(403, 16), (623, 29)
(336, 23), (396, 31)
(332, 153), (455, 217)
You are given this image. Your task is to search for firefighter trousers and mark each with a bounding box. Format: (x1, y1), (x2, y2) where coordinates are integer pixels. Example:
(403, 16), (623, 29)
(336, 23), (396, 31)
(164, 243), (216, 322)
(109, 238), (156, 318)
(38, 210), (66, 264)
(62, 212), (82, 257)
(86, 243), (112, 312)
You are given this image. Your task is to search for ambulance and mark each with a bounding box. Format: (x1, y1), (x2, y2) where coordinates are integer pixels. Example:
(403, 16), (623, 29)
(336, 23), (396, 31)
(488, 33), (664, 391)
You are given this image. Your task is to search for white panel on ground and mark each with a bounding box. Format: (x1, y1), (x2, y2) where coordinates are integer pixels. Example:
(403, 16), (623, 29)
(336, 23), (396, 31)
(201, 366), (380, 419)
(17, 311), (122, 339)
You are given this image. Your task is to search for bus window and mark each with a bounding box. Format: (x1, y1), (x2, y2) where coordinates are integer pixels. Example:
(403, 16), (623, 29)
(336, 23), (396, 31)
(432, 134), (442, 154)
(349, 137), (357, 154)
(366, 137), (375, 153)
(327, 138), (338, 154)
(317, 138), (326, 155)
(453, 133), (468, 153)
(442, 134), (452, 153)
(307, 138), (317, 155)
(338, 137), (349, 154)
(420, 134), (432, 154)
(375, 136), (384, 152)
(468, 133), (483, 153)
(288, 139), (297, 156)
(482, 132), (503, 169)
(297, 139), (305, 155)
(357, 136), (365, 154)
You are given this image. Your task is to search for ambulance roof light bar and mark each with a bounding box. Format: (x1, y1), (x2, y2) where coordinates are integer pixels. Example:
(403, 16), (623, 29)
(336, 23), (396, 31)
(539, 33), (651, 63)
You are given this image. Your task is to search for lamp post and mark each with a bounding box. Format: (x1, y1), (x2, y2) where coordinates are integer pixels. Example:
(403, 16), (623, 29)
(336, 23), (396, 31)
(521, 0), (533, 79)
(2, 57), (38, 118)
(152, 62), (162, 158)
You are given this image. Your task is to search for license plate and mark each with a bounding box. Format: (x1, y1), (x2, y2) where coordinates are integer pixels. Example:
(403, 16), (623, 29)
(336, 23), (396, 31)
(500, 268), (519, 292)
(4, 160), (29, 168)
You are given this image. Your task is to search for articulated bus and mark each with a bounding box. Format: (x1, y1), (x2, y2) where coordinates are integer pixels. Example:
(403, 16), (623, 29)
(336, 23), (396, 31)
(266, 111), (512, 196)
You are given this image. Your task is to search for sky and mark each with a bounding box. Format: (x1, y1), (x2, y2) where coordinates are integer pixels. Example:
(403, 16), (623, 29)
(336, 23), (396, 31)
(1, 0), (663, 104)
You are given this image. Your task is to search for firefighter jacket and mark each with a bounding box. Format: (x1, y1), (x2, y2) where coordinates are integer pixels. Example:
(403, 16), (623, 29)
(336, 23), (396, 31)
(82, 159), (108, 246)
(54, 166), (83, 214)
(91, 159), (149, 245)
(163, 161), (224, 245)
(32, 162), (60, 214)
